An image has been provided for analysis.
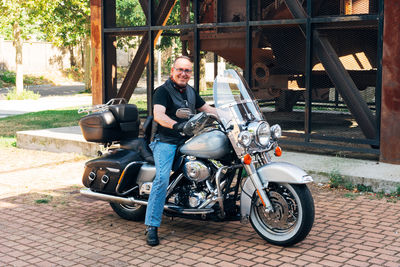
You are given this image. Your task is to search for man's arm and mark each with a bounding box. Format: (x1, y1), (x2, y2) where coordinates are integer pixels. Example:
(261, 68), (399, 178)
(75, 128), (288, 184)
(198, 103), (218, 117)
(153, 104), (177, 129)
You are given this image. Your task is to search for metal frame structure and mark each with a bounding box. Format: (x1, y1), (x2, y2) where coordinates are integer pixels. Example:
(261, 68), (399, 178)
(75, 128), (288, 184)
(90, 0), (400, 164)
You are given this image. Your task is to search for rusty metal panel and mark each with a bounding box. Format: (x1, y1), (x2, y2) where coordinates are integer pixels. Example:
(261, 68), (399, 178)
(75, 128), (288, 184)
(90, 0), (103, 105)
(380, 0), (400, 163)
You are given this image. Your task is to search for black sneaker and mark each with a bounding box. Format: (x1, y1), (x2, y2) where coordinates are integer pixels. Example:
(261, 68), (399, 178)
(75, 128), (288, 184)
(145, 226), (159, 246)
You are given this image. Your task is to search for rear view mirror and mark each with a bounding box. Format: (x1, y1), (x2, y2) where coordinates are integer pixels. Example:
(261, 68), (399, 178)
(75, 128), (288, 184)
(176, 108), (193, 119)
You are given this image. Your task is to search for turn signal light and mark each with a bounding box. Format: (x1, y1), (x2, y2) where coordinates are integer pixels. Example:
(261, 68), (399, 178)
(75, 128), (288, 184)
(243, 154), (252, 165)
(274, 146), (282, 157)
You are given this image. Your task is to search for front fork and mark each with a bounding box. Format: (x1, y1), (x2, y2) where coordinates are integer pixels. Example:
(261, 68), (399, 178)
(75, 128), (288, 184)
(243, 163), (274, 213)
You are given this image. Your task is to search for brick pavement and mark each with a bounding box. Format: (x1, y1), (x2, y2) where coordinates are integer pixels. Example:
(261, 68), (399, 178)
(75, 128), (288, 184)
(1, 148), (400, 266)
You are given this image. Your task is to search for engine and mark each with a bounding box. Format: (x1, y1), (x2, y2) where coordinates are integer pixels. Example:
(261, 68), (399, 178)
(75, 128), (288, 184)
(171, 184), (209, 208)
(183, 159), (211, 182)
(170, 158), (214, 209)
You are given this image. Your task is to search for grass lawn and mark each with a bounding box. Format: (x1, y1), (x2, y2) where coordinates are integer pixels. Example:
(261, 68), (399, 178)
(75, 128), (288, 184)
(0, 101), (148, 148)
(0, 109), (84, 147)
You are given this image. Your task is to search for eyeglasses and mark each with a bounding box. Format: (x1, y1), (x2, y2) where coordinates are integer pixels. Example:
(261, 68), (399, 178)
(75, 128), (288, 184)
(174, 68), (192, 74)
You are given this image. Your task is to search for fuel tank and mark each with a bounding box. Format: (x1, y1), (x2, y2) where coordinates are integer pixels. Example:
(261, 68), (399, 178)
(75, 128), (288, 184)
(180, 130), (231, 160)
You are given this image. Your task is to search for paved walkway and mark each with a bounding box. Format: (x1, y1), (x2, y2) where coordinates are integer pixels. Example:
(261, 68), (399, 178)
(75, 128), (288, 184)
(0, 148), (399, 266)
(1, 84), (400, 266)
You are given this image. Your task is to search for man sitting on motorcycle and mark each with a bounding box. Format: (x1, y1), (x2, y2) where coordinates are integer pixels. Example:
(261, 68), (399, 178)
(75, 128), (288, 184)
(145, 55), (218, 246)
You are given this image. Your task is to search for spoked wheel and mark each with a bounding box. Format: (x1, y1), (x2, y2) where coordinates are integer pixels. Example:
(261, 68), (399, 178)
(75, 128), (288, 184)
(109, 202), (146, 221)
(250, 183), (314, 246)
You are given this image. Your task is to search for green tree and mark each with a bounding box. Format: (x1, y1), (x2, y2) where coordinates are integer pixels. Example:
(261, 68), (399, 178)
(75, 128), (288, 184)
(0, 0), (42, 94)
(39, 0), (91, 91)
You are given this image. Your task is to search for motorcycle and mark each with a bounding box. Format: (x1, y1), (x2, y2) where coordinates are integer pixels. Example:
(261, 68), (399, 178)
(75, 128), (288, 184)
(79, 69), (315, 246)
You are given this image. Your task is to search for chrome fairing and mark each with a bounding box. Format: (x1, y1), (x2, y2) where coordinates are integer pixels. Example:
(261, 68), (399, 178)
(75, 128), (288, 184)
(180, 130), (230, 159)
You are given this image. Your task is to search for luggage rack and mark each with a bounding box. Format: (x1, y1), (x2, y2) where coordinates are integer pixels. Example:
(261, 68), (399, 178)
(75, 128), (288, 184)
(78, 98), (127, 115)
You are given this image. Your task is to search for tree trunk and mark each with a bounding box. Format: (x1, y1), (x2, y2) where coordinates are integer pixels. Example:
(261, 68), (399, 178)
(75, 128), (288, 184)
(13, 21), (23, 95)
(83, 36), (91, 92)
(69, 46), (76, 67)
(199, 55), (207, 91)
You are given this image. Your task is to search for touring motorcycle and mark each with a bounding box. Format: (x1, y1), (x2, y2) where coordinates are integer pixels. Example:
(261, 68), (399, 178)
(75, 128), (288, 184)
(79, 69), (315, 246)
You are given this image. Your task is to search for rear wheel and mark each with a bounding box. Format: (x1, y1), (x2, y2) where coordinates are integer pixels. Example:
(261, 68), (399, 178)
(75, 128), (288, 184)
(250, 183), (314, 246)
(109, 202), (146, 221)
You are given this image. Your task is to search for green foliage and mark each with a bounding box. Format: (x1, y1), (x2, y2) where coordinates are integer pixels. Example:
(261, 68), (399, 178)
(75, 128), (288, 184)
(0, 1), (42, 40)
(344, 193), (357, 200)
(6, 89), (40, 100)
(344, 181), (354, 191)
(0, 70), (16, 84)
(0, 137), (16, 148)
(39, 0), (90, 48)
(116, 0), (146, 27)
(0, 70), (51, 87)
(328, 170), (345, 188)
(356, 184), (372, 193)
(35, 195), (53, 204)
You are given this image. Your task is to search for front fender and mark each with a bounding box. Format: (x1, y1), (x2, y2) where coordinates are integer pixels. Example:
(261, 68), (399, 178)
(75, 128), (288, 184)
(240, 162), (313, 224)
(257, 162), (313, 184)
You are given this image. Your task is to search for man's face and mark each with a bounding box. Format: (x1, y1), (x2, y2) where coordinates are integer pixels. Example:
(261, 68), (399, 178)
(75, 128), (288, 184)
(171, 58), (192, 87)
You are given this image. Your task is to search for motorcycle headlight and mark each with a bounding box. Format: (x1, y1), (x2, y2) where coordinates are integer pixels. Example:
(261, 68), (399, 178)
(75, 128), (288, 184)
(238, 131), (252, 147)
(248, 121), (270, 147)
(256, 122), (271, 146)
(270, 124), (282, 139)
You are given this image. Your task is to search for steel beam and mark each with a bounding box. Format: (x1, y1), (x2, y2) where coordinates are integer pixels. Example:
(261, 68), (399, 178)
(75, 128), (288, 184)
(104, 0), (117, 102)
(283, 0), (377, 139)
(116, 0), (177, 101)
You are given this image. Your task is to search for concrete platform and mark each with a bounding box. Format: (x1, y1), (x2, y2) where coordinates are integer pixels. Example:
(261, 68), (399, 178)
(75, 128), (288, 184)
(16, 126), (103, 156)
(16, 126), (400, 194)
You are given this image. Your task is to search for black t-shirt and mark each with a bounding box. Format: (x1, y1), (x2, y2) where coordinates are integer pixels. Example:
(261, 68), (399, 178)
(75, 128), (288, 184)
(153, 79), (205, 144)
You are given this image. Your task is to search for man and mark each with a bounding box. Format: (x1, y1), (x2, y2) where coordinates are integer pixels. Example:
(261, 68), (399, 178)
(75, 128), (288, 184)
(145, 55), (217, 246)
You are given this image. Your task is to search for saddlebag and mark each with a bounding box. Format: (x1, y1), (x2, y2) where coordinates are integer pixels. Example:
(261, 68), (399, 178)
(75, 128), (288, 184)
(79, 104), (140, 143)
(82, 149), (143, 194)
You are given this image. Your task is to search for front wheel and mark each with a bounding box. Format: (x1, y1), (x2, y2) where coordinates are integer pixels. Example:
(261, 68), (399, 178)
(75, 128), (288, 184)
(109, 202), (146, 221)
(250, 183), (314, 246)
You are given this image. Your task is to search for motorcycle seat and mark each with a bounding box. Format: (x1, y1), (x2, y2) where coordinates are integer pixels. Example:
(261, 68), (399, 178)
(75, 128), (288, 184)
(120, 138), (154, 164)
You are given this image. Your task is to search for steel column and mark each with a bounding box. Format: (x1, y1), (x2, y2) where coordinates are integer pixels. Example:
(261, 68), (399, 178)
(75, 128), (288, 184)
(147, 0), (154, 116)
(90, 0), (103, 105)
(380, 0), (400, 163)
(103, 0), (117, 103)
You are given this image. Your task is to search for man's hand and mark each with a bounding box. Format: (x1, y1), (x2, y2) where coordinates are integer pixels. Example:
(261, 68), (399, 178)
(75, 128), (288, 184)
(173, 121), (187, 133)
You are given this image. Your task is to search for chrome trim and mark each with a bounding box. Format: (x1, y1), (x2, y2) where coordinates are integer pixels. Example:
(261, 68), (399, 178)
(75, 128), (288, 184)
(81, 187), (216, 216)
(140, 182), (153, 195)
(101, 175), (109, 184)
(80, 188), (148, 206)
(166, 173), (184, 197)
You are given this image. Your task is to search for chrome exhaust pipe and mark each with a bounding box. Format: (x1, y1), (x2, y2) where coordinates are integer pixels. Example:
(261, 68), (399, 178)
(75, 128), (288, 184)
(80, 188), (214, 215)
(80, 188), (148, 206)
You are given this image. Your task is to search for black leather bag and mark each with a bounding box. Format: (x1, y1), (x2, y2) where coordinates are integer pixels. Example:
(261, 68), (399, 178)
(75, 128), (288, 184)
(82, 149), (143, 194)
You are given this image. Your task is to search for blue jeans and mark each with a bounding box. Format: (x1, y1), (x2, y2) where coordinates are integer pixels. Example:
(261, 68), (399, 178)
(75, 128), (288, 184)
(145, 140), (177, 227)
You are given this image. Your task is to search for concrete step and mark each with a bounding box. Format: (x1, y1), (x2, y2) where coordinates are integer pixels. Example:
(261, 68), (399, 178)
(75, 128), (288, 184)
(16, 126), (102, 157)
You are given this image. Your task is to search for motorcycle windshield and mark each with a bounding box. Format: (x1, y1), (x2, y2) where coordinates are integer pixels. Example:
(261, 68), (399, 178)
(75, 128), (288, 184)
(213, 69), (264, 128)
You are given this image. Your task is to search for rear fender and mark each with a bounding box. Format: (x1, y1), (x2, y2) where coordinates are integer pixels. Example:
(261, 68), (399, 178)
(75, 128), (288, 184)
(240, 162), (313, 224)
